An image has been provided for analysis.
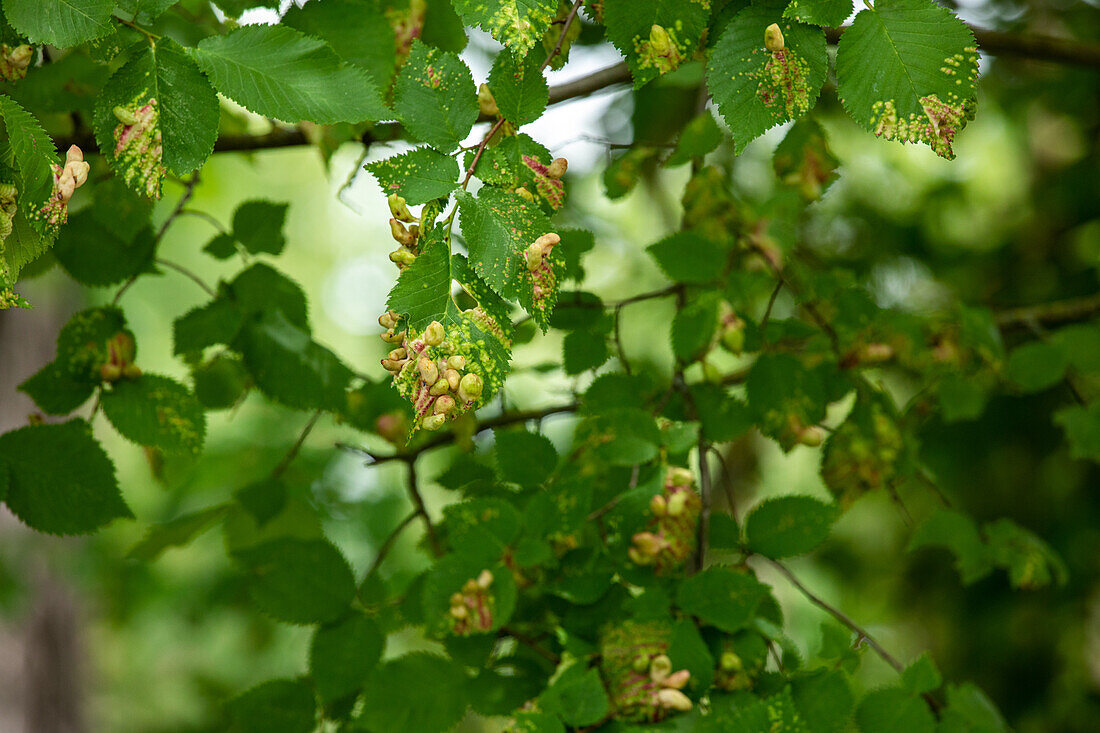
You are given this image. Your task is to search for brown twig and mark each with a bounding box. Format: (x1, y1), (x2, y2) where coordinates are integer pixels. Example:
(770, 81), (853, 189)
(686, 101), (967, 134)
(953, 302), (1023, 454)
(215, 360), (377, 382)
(404, 457), (443, 557)
(271, 410), (323, 478)
(337, 402), (578, 465)
(760, 555), (942, 712)
(364, 511), (419, 579)
(154, 258), (215, 297)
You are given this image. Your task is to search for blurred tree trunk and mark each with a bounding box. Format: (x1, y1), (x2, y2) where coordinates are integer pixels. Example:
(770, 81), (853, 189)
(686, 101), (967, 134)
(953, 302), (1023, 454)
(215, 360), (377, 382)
(0, 289), (88, 733)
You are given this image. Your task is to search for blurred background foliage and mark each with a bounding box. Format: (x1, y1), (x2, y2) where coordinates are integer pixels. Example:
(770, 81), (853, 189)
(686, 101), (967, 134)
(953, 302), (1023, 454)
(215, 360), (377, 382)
(1, 0), (1099, 731)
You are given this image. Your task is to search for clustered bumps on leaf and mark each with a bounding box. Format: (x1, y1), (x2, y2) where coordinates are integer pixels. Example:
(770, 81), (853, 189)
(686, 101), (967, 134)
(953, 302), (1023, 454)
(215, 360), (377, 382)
(600, 621), (693, 722)
(821, 394), (904, 507)
(38, 146), (89, 234)
(636, 24), (684, 77)
(629, 466), (701, 574)
(519, 155), (566, 210)
(111, 100), (165, 199)
(759, 24), (813, 118)
(447, 569), (496, 635)
(0, 43), (33, 82)
(0, 183), (16, 240)
(98, 331), (143, 383)
(713, 631), (768, 692)
(521, 232), (561, 314)
(379, 313), (486, 434)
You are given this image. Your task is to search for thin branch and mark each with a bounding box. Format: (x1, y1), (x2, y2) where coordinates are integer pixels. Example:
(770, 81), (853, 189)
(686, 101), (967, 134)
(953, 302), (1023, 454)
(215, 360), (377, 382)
(337, 402), (578, 465)
(825, 24), (1100, 70)
(271, 410), (323, 478)
(502, 626), (561, 665)
(114, 175), (200, 304)
(994, 291), (1100, 331)
(177, 208), (226, 233)
(539, 0), (584, 73)
(761, 556), (905, 673)
(364, 511), (419, 579)
(404, 457), (443, 557)
(693, 435), (712, 572)
(760, 279), (784, 331)
(154, 258), (215, 297)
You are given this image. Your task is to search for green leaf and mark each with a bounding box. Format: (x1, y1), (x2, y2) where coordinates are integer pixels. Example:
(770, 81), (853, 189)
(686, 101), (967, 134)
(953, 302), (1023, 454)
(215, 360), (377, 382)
(18, 361), (95, 415)
(604, 0), (711, 88)
(908, 508), (992, 584)
(310, 613), (385, 703)
(393, 39), (477, 152)
(203, 233), (237, 260)
(540, 665), (610, 727)
(495, 429), (557, 487)
(901, 653), (942, 696)
(53, 211), (155, 286)
(936, 374), (989, 423)
(647, 231), (728, 284)
(386, 233), (452, 330)
(239, 311), (352, 411)
(451, 0), (557, 56)
(227, 678), (316, 733)
(117, 0), (179, 22)
(231, 200), (289, 255)
(689, 384), (754, 443)
(234, 477), (287, 526)
(563, 328), (610, 375)
(676, 566), (768, 632)
(983, 518), (1067, 589)
(1051, 323), (1100, 373)
(487, 49), (548, 127)
(938, 683), (1008, 733)
(456, 187), (552, 294)
(671, 293), (719, 362)
(357, 653), (469, 733)
(0, 420), (131, 535)
(367, 147), (460, 205)
(1004, 341), (1067, 393)
(665, 112), (724, 167)
(773, 117), (840, 200)
(4, 0), (114, 47)
(0, 94), (57, 210)
(855, 688), (935, 733)
(791, 669), (854, 733)
(282, 0), (396, 90)
(229, 262), (310, 331)
(746, 353), (829, 451)
(784, 0), (852, 27)
(127, 504), (230, 561)
(707, 1), (828, 153)
(236, 537), (356, 624)
(1054, 403), (1100, 463)
(101, 374), (207, 455)
(835, 0), (979, 159)
(745, 495), (837, 558)
(92, 176), (155, 243)
(92, 39), (219, 198)
(709, 512), (741, 549)
(173, 297), (245, 355)
(191, 25), (388, 124)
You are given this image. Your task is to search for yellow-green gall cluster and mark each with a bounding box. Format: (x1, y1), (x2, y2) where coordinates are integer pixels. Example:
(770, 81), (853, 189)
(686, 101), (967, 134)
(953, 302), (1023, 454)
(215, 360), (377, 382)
(520, 155), (567, 210)
(713, 631), (768, 692)
(448, 569), (496, 636)
(635, 24), (686, 76)
(112, 100), (165, 199)
(0, 183), (17, 240)
(387, 194), (422, 270)
(821, 398), (903, 507)
(0, 43), (32, 82)
(38, 145), (90, 234)
(600, 620), (693, 723)
(629, 466), (701, 575)
(379, 313), (488, 434)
